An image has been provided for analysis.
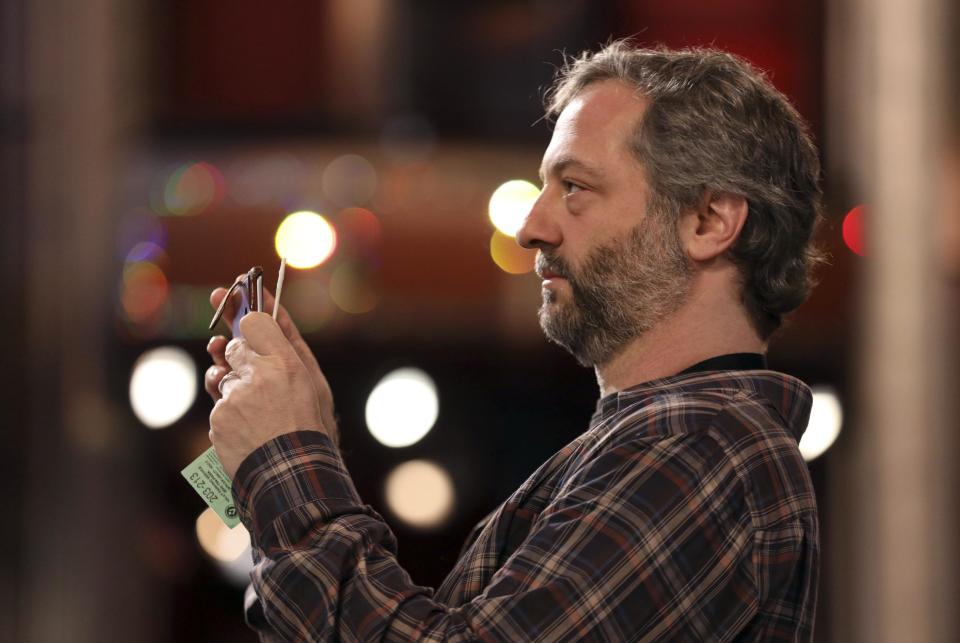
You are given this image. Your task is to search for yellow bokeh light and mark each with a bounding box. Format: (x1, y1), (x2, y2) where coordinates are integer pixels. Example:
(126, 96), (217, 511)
(275, 211), (337, 269)
(195, 508), (250, 562)
(490, 230), (536, 274)
(488, 179), (540, 236)
(329, 263), (378, 314)
(384, 460), (455, 529)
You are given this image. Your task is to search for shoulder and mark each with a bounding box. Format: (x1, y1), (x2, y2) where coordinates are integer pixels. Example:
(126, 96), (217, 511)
(706, 388), (818, 529)
(590, 379), (816, 529)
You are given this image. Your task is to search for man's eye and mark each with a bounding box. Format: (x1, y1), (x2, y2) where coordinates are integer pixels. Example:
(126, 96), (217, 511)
(563, 181), (584, 195)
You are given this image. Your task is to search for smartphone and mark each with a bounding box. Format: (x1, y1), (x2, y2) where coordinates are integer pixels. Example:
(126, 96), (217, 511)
(231, 266), (263, 338)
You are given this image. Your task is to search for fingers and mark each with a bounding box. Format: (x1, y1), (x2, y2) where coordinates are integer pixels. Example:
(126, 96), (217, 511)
(210, 274), (296, 341)
(209, 274), (245, 331)
(259, 287), (301, 342)
(210, 287), (234, 329)
(224, 336), (254, 372)
(224, 315), (294, 370)
(239, 312), (296, 358)
(207, 335), (229, 368)
(205, 364), (228, 401)
(216, 371), (242, 398)
(258, 287), (323, 377)
(205, 335), (231, 401)
(209, 277), (316, 397)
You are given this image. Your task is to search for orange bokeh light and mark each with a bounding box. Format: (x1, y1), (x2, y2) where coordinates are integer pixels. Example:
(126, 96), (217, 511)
(489, 230), (536, 274)
(122, 262), (170, 322)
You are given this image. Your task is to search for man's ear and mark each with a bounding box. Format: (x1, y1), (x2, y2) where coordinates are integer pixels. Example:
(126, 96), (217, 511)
(677, 190), (749, 262)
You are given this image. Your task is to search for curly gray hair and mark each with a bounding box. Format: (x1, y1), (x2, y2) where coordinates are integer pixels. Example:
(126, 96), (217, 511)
(546, 40), (825, 339)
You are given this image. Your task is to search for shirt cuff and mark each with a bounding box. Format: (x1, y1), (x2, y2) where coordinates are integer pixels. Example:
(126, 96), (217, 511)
(230, 430), (365, 548)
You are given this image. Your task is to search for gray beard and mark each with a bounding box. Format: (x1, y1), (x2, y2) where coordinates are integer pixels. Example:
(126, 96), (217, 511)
(537, 215), (692, 367)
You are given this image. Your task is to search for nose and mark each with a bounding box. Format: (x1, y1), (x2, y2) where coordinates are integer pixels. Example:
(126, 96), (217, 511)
(516, 189), (562, 250)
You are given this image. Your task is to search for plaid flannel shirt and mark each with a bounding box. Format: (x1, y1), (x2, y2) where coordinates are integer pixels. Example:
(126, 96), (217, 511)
(233, 368), (818, 641)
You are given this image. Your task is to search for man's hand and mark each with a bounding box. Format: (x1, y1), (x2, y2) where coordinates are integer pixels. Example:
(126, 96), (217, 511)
(209, 312), (329, 479)
(206, 283), (339, 448)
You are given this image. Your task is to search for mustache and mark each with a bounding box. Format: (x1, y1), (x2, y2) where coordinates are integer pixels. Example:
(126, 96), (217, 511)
(535, 252), (573, 280)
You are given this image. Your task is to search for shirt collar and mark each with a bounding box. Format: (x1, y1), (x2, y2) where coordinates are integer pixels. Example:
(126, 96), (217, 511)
(675, 352), (766, 376)
(592, 352), (768, 423)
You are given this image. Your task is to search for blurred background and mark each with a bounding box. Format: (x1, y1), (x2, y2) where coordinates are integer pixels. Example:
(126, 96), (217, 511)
(1, 1), (957, 641)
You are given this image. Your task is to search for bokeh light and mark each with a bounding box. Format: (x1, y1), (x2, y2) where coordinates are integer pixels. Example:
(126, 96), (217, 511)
(116, 208), (165, 261)
(329, 263), (378, 314)
(195, 508), (250, 562)
(195, 508), (254, 586)
(129, 346), (197, 429)
(227, 154), (306, 207)
(489, 229), (536, 274)
(121, 261), (170, 323)
(488, 179), (540, 236)
(124, 241), (166, 264)
(799, 386), (844, 461)
(384, 460), (455, 529)
(365, 368), (439, 448)
(167, 286), (222, 339)
(322, 154), (378, 208)
(843, 205), (866, 256)
(282, 278), (337, 333)
(159, 162), (226, 216)
(116, 305), (173, 342)
(336, 207), (382, 254)
(274, 211), (337, 269)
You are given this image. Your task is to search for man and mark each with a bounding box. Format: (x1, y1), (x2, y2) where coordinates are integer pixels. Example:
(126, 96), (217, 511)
(205, 41), (823, 641)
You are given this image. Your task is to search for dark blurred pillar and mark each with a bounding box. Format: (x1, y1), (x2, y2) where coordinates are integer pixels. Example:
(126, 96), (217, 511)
(827, 0), (958, 640)
(0, 0), (28, 636)
(20, 1), (150, 642)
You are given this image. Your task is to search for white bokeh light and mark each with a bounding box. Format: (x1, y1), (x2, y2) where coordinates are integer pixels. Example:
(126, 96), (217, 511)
(799, 387), (843, 461)
(129, 346), (197, 429)
(195, 508), (254, 586)
(488, 179), (540, 237)
(385, 460), (455, 529)
(365, 368), (439, 448)
(274, 210), (337, 269)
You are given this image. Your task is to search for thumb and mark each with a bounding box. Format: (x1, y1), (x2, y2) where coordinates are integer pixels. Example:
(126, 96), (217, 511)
(239, 312), (296, 358)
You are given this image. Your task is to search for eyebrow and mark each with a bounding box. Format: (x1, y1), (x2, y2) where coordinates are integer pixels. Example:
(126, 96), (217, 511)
(538, 156), (602, 184)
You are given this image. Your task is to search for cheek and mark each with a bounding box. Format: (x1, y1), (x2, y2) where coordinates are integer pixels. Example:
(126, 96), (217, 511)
(564, 195), (586, 216)
(563, 212), (599, 245)
(564, 228), (607, 270)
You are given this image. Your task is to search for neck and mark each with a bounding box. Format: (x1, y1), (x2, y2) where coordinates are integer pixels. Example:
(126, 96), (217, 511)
(594, 270), (766, 397)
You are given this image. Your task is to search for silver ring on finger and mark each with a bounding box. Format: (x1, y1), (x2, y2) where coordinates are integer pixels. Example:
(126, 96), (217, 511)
(218, 371), (241, 396)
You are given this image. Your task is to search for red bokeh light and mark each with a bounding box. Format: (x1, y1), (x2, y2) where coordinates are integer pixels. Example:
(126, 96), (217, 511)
(842, 205), (866, 256)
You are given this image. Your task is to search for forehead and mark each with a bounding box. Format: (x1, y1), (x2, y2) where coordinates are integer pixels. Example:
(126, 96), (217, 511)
(540, 80), (649, 178)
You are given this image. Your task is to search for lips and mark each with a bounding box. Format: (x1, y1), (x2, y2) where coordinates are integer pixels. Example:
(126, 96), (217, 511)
(535, 253), (569, 282)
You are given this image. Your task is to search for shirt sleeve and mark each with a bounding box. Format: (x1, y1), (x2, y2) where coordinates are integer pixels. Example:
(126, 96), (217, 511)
(232, 429), (765, 642)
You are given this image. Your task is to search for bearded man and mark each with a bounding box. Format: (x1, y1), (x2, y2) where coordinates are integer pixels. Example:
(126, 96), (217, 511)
(205, 41), (824, 642)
